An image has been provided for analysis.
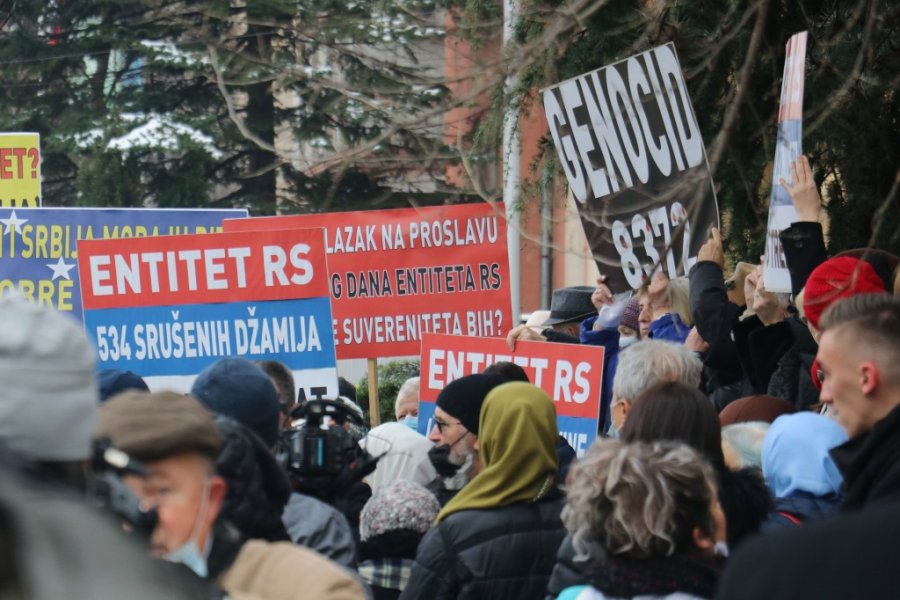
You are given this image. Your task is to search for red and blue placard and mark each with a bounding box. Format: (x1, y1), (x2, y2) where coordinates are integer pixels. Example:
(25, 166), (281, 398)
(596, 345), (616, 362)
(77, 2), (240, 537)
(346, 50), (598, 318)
(77, 228), (338, 397)
(419, 333), (605, 457)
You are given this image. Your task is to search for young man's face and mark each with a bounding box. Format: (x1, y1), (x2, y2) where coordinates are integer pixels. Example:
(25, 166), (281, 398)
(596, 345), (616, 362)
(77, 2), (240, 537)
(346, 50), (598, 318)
(124, 453), (225, 557)
(817, 328), (872, 439)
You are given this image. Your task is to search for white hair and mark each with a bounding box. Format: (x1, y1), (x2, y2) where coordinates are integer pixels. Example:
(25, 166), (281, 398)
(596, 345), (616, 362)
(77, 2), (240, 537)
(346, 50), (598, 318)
(721, 421), (770, 469)
(394, 376), (420, 415)
(612, 340), (702, 402)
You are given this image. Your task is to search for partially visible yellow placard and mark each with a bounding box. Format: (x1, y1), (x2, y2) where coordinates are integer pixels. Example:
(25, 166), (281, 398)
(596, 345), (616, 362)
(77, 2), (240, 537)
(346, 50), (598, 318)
(0, 133), (41, 207)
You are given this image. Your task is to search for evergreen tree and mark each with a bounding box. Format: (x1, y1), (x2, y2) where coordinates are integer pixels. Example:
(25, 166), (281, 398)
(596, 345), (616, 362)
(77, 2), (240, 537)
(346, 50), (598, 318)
(0, 0), (457, 213)
(479, 0), (900, 257)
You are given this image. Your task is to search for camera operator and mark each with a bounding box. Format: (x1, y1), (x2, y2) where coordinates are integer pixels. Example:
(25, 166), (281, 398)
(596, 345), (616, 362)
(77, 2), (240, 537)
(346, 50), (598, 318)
(282, 394), (379, 545)
(191, 357), (357, 567)
(0, 293), (208, 598)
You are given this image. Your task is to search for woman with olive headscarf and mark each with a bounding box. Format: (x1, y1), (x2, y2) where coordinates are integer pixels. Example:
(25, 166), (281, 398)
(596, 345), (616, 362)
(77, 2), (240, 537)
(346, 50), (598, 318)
(400, 382), (566, 600)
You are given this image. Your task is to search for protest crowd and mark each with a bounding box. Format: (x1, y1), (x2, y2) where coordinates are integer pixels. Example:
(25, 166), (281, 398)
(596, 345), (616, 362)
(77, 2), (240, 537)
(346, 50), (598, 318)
(1, 146), (900, 600)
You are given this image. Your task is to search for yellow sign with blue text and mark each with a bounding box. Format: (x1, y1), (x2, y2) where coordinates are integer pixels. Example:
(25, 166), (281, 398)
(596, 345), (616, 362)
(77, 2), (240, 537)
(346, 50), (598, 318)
(0, 133), (41, 208)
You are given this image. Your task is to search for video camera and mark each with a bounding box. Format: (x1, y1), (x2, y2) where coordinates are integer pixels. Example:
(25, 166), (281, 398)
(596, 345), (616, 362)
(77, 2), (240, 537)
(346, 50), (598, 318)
(279, 389), (378, 497)
(87, 439), (158, 538)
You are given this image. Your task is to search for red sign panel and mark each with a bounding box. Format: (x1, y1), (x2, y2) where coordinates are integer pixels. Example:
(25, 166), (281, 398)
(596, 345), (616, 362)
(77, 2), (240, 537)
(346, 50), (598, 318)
(225, 203), (512, 359)
(78, 228), (329, 309)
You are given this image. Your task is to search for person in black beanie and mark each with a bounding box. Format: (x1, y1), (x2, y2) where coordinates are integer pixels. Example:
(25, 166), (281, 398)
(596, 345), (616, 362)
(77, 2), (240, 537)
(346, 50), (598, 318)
(425, 373), (503, 506)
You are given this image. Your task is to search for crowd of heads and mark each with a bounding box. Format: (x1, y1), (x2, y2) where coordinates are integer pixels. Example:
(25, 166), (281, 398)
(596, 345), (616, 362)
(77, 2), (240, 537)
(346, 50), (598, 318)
(1, 152), (900, 598)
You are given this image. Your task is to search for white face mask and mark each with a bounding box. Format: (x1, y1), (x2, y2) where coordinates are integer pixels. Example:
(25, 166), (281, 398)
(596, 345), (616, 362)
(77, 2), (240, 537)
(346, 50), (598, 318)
(619, 334), (639, 349)
(714, 541), (730, 558)
(163, 478), (212, 578)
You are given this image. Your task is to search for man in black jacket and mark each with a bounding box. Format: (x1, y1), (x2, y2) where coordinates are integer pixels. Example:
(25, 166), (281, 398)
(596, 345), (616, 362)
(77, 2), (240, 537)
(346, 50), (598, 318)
(817, 293), (900, 509)
(715, 293), (900, 600)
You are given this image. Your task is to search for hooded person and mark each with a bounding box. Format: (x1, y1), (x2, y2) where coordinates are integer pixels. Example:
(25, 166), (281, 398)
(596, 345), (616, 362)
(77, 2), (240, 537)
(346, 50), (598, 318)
(424, 373), (504, 506)
(190, 357), (357, 568)
(401, 382), (566, 599)
(360, 422), (436, 493)
(95, 390), (368, 600)
(761, 412), (847, 529)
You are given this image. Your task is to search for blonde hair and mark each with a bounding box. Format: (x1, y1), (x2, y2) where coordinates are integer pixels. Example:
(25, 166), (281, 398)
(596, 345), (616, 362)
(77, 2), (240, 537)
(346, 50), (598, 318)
(668, 276), (694, 327)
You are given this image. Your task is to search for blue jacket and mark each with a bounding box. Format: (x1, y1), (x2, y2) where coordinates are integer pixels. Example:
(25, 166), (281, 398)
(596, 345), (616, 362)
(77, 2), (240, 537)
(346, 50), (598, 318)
(579, 316), (619, 433)
(648, 312), (690, 343)
(764, 492), (841, 530)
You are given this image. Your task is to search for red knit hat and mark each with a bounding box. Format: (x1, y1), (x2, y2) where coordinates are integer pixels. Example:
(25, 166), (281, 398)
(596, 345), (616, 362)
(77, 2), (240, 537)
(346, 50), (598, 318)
(803, 256), (885, 329)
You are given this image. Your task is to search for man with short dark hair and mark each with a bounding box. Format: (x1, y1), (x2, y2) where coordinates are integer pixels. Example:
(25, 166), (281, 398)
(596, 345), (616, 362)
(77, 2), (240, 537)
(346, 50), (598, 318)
(257, 359), (297, 430)
(816, 293), (900, 509)
(715, 294), (900, 600)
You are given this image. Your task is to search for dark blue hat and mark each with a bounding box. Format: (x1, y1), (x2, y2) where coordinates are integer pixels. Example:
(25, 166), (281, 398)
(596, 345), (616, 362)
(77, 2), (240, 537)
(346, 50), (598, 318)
(191, 357), (280, 448)
(97, 369), (149, 403)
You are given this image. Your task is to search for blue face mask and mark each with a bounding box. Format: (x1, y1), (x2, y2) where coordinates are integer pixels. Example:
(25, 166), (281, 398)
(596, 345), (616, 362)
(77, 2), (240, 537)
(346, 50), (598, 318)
(165, 539), (208, 578)
(618, 334), (639, 349)
(163, 478), (212, 578)
(606, 421), (620, 439)
(402, 415), (418, 431)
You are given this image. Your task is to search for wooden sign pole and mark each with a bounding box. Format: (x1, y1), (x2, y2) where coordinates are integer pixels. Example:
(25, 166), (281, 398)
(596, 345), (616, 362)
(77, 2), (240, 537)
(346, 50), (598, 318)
(367, 358), (380, 428)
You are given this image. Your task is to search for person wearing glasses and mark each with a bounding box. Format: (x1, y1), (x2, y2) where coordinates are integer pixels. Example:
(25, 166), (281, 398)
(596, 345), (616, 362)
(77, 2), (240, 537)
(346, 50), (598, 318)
(424, 373), (503, 506)
(403, 382), (565, 599)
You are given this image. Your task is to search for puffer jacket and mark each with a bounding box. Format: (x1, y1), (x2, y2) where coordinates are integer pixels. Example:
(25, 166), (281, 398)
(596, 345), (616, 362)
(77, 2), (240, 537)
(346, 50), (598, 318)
(400, 494), (566, 600)
(215, 415), (292, 542)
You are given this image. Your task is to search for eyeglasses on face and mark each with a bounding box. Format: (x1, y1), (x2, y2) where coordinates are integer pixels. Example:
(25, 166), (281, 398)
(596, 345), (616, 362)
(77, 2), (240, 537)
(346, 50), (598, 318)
(433, 417), (461, 434)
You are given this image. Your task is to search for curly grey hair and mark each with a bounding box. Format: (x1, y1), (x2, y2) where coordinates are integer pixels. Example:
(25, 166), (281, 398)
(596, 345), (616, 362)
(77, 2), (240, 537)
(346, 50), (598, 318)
(562, 439), (717, 560)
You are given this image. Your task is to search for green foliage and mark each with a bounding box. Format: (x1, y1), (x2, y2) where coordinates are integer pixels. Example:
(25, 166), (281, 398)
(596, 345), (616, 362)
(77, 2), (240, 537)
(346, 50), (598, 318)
(356, 359), (420, 425)
(469, 0), (900, 258)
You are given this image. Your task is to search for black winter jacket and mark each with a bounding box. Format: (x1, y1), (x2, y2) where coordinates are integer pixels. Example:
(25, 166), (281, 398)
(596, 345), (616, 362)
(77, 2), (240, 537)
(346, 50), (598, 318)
(545, 534), (601, 600)
(715, 500), (900, 600)
(831, 404), (900, 511)
(689, 262), (749, 409)
(400, 495), (566, 600)
(214, 416), (292, 542)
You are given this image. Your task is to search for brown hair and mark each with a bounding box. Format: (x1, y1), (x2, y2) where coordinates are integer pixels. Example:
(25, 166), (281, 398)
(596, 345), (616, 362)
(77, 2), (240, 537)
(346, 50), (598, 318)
(620, 381), (724, 468)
